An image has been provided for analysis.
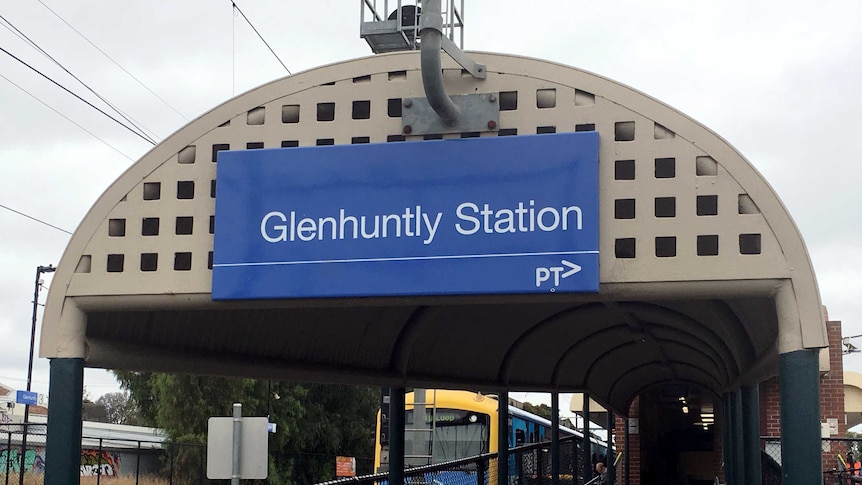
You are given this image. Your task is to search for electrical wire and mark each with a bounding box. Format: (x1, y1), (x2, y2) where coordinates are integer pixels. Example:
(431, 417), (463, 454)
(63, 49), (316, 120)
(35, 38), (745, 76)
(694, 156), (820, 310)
(0, 12), (160, 143)
(35, 0), (189, 122)
(0, 45), (156, 145)
(0, 203), (73, 235)
(0, 15), (156, 144)
(231, 1), (291, 75)
(0, 71), (136, 161)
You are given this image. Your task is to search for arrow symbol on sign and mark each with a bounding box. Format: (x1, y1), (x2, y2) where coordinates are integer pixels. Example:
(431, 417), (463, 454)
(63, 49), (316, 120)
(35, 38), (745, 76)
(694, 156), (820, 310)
(561, 260), (581, 279)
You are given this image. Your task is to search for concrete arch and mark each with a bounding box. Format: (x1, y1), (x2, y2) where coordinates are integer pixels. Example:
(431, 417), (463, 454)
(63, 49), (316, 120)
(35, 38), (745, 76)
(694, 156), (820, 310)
(41, 51), (826, 415)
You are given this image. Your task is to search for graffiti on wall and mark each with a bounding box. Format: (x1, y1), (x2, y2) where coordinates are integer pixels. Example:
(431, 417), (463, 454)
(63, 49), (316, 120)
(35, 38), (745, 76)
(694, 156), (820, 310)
(0, 448), (45, 474)
(80, 449), (121, 477)
(1, 447), (120, 477)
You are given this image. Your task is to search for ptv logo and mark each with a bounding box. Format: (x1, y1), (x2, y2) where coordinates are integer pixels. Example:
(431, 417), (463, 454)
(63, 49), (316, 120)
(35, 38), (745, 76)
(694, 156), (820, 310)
(535, 260), (582, 289)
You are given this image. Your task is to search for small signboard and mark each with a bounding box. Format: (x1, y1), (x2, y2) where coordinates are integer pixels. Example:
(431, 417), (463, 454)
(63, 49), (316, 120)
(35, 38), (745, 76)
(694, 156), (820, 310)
(16, 390), (37, 406)
(213, 132), (599, 300)
(206, 417), (268, 479)
(336, 456), (357, 477)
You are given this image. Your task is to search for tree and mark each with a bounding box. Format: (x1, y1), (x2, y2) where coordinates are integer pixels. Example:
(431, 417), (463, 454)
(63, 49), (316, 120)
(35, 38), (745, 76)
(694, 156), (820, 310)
(113, 371), (379, 484)
(96, 392), (142, 425)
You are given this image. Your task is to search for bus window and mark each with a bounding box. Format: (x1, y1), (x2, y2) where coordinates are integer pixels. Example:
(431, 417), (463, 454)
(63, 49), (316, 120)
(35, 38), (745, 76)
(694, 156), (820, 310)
(515, 429), (525, 446)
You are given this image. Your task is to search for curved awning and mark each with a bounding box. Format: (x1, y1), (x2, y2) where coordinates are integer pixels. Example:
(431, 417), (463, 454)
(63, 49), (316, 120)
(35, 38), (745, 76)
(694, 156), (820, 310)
(40, 51), (827, 414)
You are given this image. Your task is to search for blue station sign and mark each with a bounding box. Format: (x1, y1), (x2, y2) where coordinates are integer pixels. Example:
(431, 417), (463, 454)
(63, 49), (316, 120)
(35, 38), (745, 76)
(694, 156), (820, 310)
(212, 132), (599, 300)
(16, 390), (38, 406)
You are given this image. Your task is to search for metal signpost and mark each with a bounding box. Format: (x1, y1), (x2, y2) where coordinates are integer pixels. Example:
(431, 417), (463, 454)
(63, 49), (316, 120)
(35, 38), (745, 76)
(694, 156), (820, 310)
(213, 132), (600, 300)
(207, 404), (268, 482)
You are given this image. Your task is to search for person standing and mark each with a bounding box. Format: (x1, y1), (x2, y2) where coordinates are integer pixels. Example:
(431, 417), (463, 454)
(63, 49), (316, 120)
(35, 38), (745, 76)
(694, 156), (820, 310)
(595, 461), (609, 485)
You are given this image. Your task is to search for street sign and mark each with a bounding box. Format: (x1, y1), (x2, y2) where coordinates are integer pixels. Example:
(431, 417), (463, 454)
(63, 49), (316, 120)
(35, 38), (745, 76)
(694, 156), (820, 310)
(213, 132), (599, 300)
(207, 416), (268, 479)
(16, 390), (38, 406)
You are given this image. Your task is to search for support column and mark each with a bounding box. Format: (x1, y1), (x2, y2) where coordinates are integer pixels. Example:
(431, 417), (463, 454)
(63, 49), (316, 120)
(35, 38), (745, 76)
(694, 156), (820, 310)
(551, 393), (560, 485)
(389, 387), (405, 485)
(44, 358), (84, 485)
(741, 385), (762, 485)
(722, 393), (734, 485)
(582, 394), (591, 483)
(779, 349), (821, 485)
(606, 410), (615, 485)
(497, 391), (509, 485)
(731, 391), (745, 485)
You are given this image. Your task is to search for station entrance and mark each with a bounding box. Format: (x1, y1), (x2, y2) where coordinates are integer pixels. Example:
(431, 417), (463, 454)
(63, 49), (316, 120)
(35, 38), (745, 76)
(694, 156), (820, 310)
(38, 35), (826, 485)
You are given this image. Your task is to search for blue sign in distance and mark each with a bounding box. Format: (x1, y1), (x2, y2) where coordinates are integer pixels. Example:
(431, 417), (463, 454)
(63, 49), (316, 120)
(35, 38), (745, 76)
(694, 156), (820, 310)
(213, 132), (599, 300)
(16, 390), (38, 406)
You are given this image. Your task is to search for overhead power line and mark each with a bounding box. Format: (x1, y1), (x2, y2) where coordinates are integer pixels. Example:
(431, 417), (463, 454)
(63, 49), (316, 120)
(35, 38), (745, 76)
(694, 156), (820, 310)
(0, 45), (156, 145)
(0, 12), (159, 143)
(0, 71), (135, 161)
(35, 0), (189, 122)
(231, 1), (291, 75)
(0, 203), (73, 235)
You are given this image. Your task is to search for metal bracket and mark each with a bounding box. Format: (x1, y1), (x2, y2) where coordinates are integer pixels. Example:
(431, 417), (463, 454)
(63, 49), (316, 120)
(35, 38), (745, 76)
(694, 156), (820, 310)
(402, 93), (499, 135)
(441, 36), (485, 79)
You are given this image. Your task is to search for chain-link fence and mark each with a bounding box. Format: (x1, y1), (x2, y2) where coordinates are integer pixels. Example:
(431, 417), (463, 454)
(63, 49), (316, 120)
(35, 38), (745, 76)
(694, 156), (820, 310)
(761, 437), (862, 485)
(1, 423), (205, 485)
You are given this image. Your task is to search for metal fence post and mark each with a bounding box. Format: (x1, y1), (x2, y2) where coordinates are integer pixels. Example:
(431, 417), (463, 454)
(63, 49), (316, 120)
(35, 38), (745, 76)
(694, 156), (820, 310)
(97, 437), (103, 485)
(169, 445), (174, 485)
(136, 441), (141, 485)
(476, 456), (485, 485)
(5, 431), (11, 485)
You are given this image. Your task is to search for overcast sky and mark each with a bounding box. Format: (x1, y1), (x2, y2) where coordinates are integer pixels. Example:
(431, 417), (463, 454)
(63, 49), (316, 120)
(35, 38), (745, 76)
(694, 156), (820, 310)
(1, 0), (861, 404)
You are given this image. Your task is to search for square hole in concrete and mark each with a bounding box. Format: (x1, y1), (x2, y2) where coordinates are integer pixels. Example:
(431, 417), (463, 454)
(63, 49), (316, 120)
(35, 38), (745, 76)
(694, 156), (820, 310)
(108, 218), (126, 237)
(697, 195), (718, 216)
(177, 181), (195, 199)
(499, 91), (517, 111)
(615, 199), (636, 219)
(317, 102), (335, 122)
(615, 238), (636, 259)
(655, 197), (676, 218)
(615, 160), (635, 180)
(175, 217), (193, 235)
(140, 253), (158, 272)
(388, 98), (402, 118)
(142, 218), (160, 236)
(696, 156), (718, 176)
(107, 254), (124, 273)
(174, 252), (192, 271)
(615, 121), (635, 141)
(655, 237), (677, 257)
(536, 88), (556, 108)
(352, 100), (371, 119)
(178, 145), (196, 164)
(655, 158), (675, 178)
(697, 235), (719, 256)
(739, 233), (762, 254)
(282, 105), (300, 123)
(143, 182), (160, 200)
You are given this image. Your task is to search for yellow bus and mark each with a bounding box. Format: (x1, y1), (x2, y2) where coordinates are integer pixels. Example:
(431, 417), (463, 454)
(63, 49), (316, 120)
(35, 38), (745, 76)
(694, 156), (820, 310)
(374, 389), (610, 476)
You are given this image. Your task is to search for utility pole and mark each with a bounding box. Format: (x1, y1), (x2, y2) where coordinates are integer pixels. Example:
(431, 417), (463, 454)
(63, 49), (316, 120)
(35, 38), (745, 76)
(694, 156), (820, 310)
(20, 264), (55, 485)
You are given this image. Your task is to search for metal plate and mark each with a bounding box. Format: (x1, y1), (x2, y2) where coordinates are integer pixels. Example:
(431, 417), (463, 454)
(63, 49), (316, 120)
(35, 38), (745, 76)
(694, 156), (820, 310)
(402, 93), (499, 135)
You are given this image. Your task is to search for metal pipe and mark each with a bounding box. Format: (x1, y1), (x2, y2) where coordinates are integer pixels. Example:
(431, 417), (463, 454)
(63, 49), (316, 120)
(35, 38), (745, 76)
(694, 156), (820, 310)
(232, 403), (242, 485)
(419, 0), (460, 126)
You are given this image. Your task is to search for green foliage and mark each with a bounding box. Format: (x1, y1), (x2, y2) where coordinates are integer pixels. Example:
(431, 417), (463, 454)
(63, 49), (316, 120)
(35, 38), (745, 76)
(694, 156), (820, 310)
(113, 371), (378, 484)
(521, 401), (553, 420)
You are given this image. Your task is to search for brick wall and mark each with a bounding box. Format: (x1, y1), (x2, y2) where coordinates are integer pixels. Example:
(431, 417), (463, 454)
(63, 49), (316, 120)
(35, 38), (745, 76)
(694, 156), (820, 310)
(614, 397), (640, 485)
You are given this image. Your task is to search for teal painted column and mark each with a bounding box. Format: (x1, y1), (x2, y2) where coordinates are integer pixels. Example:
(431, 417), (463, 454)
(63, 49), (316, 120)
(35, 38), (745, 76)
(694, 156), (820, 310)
(389, 387), (405, 485)
(741, 385), (762, 485)
(498, 391), (509, 485)
(722, 393), (734, 485)
(44, 358), (84, 485)
(780, 349), (821, 485)
(731, 391), (745, 485)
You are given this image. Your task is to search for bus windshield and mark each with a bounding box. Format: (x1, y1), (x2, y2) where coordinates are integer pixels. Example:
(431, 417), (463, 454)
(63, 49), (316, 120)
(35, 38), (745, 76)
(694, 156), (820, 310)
(405, 408), (490, 463)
